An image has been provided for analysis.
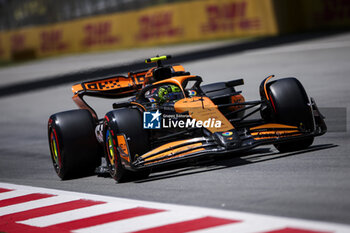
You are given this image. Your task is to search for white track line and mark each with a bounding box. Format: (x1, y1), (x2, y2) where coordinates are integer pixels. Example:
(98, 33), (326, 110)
(190, 221), (286, 233)
(0, 190), (35, 200)
(75, 211), (205, 233)
(19, 202), (138, 227)
(0, 195), (80, 216)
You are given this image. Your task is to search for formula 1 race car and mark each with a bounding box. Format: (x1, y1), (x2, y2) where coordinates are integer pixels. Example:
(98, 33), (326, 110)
(48, 55), (327, 182)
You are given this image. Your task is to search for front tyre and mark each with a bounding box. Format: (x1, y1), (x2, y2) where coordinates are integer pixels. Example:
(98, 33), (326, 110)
(104, 108), (151, 183)
(265, 78), (315, 152)
(104, 125), (130, 182)
(48, 109), (101, 180)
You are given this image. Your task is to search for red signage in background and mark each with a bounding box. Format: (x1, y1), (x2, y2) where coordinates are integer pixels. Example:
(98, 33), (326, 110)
(82, 21), (120, 47)
(315, 0), (350, 23)
(10, 34), (26, 52)
(201, 1), (260, 33)
(40, 29), (67, 53)
(135, 12), (183, 41)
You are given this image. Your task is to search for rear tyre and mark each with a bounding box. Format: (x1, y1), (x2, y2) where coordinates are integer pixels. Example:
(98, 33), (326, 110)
(104, 108), (151, 183)
(265, 78), (314, 152)
(48, 109), (101, 180)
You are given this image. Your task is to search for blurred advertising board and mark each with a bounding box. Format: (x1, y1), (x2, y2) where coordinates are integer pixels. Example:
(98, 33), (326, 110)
(0, 0), (349, 62)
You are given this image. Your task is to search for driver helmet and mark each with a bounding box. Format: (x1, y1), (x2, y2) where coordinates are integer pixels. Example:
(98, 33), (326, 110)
(145, 85), (181, 104)
(158, 85), (182, 103)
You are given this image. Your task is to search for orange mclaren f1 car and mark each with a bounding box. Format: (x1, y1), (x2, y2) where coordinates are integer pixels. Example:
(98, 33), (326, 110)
(48, 55), (327, 182)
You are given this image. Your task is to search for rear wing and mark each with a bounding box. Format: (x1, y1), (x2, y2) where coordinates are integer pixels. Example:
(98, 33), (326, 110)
(72, 70), (147, 119)
(72, 71), (147, 98)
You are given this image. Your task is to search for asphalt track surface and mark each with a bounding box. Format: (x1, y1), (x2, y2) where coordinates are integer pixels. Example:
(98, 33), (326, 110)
(0, 32), (349, 225)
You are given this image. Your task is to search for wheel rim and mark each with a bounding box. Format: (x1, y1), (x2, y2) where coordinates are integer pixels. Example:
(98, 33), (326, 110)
(106, 129), (116, 167)
(49, 129), (61, 169)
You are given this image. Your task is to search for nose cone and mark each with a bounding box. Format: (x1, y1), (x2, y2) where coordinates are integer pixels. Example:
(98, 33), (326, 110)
(213, 130), (242, 149)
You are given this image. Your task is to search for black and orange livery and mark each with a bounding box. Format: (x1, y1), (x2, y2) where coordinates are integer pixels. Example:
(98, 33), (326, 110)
(48, 55), (327, 182)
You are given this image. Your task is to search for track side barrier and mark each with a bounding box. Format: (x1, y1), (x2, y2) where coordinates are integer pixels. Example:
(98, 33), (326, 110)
(0, 0), (349, 62)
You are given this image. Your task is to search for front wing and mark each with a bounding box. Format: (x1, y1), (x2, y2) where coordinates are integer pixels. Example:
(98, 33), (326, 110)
(132, 122), (326, 170)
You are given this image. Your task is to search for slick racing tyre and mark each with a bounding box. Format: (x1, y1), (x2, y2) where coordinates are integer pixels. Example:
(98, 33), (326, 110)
(265, 78), (314, 152)
(48, 109), (101, 180)
(104, 108), (151, 183)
